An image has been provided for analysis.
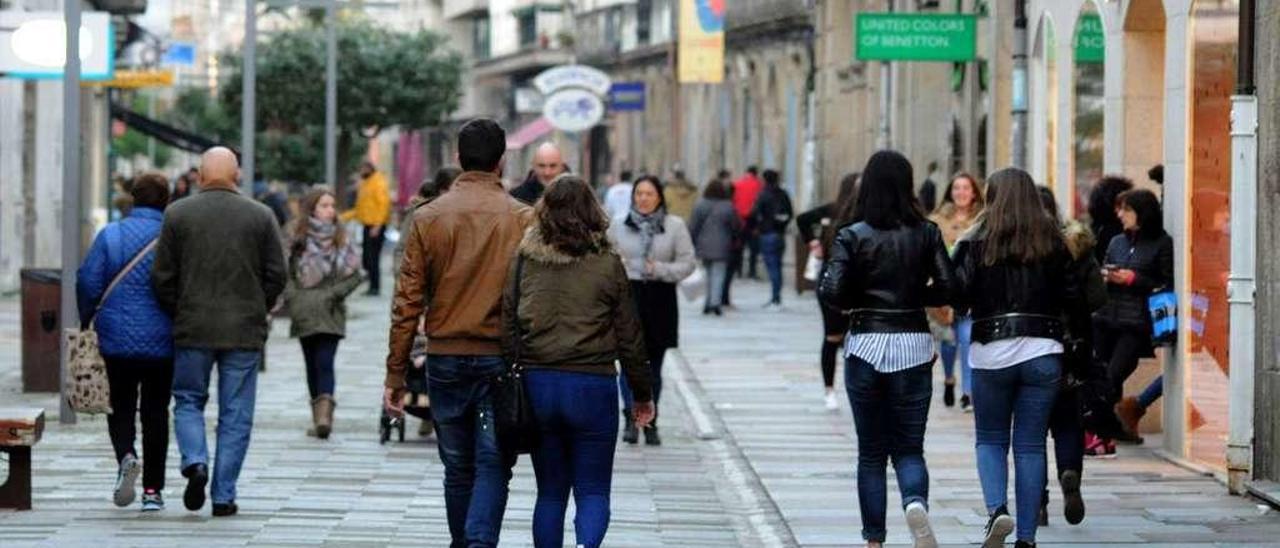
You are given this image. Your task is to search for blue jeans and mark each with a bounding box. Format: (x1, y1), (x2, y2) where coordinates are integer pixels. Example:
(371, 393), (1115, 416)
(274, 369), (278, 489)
(760, 232), (785, 303)
(172, 347), (260, 504)
(1138, 375), (1163, 410)
(428, 355), (513, 548)
(972, 354), (1061, 543)
(704, 260), (729, 309)
(938, 316), (973, 395)
(844, 355), (932, 543)
(525, 370), (619, 548)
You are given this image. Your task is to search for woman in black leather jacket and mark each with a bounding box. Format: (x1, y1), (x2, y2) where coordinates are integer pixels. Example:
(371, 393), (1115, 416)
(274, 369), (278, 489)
(818, 150), (954, 548)
(952, 168), (1091, 548)
(1089, 189), (1173, 453)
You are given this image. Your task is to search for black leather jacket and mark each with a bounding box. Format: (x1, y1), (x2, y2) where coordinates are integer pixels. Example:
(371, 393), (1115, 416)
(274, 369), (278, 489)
(952, 230), (1091, 344)
(818, 221), (955, 333)
(1094, 232), (1174, 331)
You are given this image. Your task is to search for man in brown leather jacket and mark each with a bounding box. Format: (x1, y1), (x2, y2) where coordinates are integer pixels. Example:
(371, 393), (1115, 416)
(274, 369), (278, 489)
(383, 119), (532, 548)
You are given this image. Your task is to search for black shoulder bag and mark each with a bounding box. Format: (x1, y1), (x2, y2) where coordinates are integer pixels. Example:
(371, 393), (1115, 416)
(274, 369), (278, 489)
(492, 254), (541, 455)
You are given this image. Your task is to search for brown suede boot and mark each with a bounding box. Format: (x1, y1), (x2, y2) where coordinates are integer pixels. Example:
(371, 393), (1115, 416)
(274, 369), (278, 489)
(312, 395), (335, 439)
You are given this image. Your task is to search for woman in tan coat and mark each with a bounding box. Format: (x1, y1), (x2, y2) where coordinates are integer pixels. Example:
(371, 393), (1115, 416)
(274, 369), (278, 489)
(928, 172), (985, 410)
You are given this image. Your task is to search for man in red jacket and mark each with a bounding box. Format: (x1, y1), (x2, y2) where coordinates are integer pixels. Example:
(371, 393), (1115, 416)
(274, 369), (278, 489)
(731, 166), (763, 280)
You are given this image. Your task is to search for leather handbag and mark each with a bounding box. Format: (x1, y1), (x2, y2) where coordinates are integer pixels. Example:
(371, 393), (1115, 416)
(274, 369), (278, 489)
(65, 238), (158, 414)
(492, 254), (540, 455)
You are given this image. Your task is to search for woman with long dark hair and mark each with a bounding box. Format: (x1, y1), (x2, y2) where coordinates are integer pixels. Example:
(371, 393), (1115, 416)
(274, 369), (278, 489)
(797, 172), (860, 410)
(609, 175), (697, 446)
(502, 175), (654, 548)
(283, 187), (365, 439)
(953, 168), (1091, 548)
(1085, 176), (1135, 265)
(819, 151), (954, 548)
(929, 172), (985, 410)
(1035, 186), (1108, 526)
(1088, 188), (1173, 455)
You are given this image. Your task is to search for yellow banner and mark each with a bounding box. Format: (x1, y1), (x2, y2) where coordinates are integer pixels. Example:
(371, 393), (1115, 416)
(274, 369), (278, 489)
(678, 0), (725, 83)
(83, 69), (175, 89)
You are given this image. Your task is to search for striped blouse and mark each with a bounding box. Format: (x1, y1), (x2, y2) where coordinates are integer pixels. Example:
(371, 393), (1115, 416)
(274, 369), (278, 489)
(845, 332), (937, 373)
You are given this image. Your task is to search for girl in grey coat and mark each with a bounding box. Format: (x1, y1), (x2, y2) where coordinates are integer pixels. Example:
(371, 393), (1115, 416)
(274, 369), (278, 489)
(689, 179), (741, 316)
(607, 175), (697, 446)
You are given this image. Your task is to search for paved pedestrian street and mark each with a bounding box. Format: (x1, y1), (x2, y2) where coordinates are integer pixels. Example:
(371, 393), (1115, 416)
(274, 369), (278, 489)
(3, 280), (1280, 547)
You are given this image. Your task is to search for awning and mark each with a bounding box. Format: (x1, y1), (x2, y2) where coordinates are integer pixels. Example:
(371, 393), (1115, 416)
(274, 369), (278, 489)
(109, 102), (223, 154)
(506, 117), (554, 150)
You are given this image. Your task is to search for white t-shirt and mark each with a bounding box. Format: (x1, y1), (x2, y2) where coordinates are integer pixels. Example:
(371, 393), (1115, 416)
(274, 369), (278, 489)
(604, 183), (634, 221)
(969, 337), (1063, 370)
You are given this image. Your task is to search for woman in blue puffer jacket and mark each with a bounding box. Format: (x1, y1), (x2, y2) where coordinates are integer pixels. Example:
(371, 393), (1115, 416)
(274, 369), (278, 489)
(76, 173), (174, 512)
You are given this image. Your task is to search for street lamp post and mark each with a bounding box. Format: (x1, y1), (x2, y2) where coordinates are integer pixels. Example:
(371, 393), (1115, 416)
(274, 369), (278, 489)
(60, 0), (82, 425)
(325, 0), (337, 187)
(242, 0), (257, 194)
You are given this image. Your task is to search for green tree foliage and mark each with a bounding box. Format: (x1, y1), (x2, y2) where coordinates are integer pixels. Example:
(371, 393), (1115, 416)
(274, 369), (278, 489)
(220, 18), (463, 184)
(112, 94), (173, 169)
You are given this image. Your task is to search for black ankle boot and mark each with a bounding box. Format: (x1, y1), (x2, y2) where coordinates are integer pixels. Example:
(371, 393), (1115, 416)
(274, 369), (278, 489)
(943, 382), (956, 407)
(622, 413), (639, 444)
(644, 424), (661, 446)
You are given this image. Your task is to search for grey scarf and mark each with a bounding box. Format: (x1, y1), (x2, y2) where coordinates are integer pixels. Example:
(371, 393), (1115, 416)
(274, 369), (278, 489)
(627, 207), (666, 261)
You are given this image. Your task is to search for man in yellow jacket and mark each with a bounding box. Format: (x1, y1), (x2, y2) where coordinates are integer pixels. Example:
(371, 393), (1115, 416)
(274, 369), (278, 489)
(341, 161), (391, 296)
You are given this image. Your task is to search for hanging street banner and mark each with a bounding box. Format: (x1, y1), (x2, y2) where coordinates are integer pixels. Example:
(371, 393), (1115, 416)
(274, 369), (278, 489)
(678, 0), (725, 83)
(855, 13), (978, 62)
(1074, 14), (1105, 64)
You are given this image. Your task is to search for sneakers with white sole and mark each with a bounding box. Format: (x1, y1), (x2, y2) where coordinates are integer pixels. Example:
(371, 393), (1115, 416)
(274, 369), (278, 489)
(824, 391), (839, 411)
(141, 489), (164, 512)
(113, 453), (141, 507)
(982, 508), (1015, 548)
(905, 501), (938, 548)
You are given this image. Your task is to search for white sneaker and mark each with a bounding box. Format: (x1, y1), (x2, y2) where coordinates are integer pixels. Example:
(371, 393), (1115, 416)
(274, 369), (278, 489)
(824, 391), (839, 411)
(113, 453), (141, 507)
(905, 501), (938, 548)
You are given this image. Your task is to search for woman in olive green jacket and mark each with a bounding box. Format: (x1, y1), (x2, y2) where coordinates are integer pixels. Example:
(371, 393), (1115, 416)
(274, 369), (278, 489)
(501, 175), (654, 548)
(283, 187), (364, 439)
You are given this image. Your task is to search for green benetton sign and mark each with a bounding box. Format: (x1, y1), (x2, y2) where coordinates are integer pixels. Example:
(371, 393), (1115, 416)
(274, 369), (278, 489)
(1074, 14), (1105, 63)
(855, 13), (978, 62)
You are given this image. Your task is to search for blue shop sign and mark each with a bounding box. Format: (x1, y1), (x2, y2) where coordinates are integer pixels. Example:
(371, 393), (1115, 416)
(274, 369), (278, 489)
(609, 82), (646, 112)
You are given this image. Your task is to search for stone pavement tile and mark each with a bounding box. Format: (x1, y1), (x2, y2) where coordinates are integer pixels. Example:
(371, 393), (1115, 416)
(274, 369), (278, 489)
(679, 279), (1280, 546)
(0, 287), (762, 547)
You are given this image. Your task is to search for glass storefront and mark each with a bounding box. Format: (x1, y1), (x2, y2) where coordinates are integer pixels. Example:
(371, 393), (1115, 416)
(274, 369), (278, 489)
(1186, 0), (1238, 470)
(1073, 5), (1105, 217)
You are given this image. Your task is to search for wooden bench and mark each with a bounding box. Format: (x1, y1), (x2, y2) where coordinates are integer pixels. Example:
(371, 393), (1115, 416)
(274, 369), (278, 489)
(0, 409), (44, 510)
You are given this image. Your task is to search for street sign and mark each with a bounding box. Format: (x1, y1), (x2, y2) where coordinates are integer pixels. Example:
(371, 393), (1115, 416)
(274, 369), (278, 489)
(1074, 14), (1104, 64)
(163, 42), (196, 66)
(533, 64), (611, 97)
(854, 13), (977, 62)
(82, 68), (174, 88)
(544, 88), (605, 133)
(609, 82), (645, 111)
(0, 11), (114, 80)
(534, 64), (611, 132)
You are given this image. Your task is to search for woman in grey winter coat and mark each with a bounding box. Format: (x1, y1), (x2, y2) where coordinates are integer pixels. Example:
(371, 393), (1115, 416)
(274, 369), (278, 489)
(688, 179), (740, 316)
(283, 187), (364, 439)
(607, 175), (697, 446)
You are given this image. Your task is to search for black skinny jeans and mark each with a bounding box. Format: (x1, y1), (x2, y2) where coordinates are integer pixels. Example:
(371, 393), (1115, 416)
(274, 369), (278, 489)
(362, 225), (386, 294)
(1094, 325), (1148, 404)
(105, 357), (174, 491)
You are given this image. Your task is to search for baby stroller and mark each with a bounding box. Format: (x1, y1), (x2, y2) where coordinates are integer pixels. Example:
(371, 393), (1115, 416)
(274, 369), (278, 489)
(381, 335), (433, 443)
